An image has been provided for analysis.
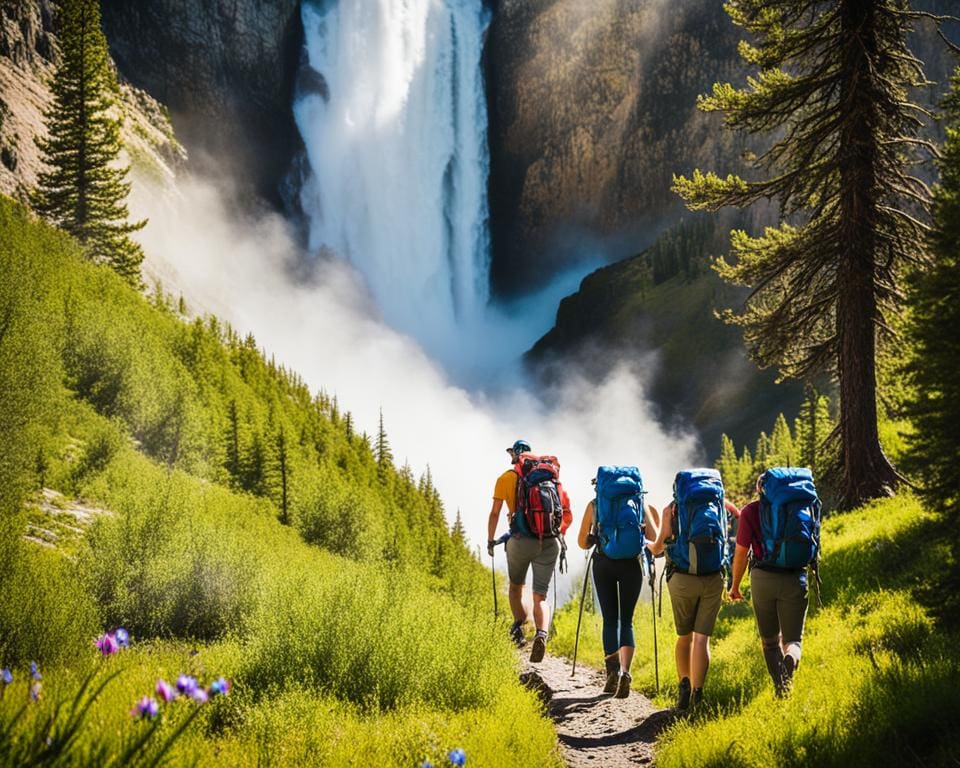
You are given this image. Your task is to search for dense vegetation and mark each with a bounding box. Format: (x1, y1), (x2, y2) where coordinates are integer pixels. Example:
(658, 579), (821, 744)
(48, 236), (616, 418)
(552, 496), (960, 766)
(0, 196), (557, 765)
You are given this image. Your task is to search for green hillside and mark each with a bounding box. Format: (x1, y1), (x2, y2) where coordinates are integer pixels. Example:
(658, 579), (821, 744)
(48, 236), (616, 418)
(527, 218), (806, 457)
(0, 196), (559, 766)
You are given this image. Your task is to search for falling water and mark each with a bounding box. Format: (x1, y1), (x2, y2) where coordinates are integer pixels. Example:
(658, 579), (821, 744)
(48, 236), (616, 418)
(295, 0), (492, 359)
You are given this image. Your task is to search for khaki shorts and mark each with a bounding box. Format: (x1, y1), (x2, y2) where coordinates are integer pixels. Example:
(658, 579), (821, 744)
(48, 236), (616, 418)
(506, 536), (560, 596)
(667, 571), (724, 636)
(750, 567), (809, 643)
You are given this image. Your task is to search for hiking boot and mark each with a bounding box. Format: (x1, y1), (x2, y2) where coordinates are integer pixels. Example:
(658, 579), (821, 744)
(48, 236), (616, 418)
(779, 654), (797, 697)
(692, 687), (703, 709)
(529, 631), (547, 663)
(509, 621), (527, 648)
(676, 677), (691, 710)
(614, 671), (632, 699)
(603, 660), (619, 694)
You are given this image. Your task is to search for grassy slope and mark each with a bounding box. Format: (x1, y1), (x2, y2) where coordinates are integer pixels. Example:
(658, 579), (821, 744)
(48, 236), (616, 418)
(552, 496), (960, 767)
(0, 197), (561, 766)
(528, 244), (805, 458)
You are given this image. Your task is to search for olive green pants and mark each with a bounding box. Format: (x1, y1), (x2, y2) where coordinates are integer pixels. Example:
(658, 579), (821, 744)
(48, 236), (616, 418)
(750, 567), (809, 643)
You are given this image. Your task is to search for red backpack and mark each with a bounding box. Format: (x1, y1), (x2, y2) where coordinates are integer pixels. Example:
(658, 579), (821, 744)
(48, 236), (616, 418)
(513, 454), (572, 540)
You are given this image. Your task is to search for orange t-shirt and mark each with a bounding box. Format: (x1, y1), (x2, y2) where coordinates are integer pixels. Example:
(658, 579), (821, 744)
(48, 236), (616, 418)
(493, 469), (518, 514)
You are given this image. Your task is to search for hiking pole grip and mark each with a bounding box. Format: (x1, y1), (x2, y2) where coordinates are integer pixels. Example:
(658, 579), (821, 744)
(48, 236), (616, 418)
(571, 548), (595, 677)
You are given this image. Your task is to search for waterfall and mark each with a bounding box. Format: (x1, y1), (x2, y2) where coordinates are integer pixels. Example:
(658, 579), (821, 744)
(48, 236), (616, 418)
(295, 0), (492, 359)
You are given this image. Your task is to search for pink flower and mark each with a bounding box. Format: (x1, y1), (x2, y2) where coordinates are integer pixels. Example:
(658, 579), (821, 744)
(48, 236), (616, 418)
(155, 678), (177, 703)
(96, 633), (119, 656)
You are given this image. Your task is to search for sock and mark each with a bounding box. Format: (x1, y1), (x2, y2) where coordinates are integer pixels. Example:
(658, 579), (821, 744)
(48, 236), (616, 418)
(535, 629), (548, 640)
(763, 645), (785, 688)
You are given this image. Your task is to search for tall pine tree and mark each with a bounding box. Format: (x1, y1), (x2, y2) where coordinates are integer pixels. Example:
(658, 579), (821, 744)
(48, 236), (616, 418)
(674, 0), (942, 508)
(904, 68), (960, 524)
(33, 0), (145, 287)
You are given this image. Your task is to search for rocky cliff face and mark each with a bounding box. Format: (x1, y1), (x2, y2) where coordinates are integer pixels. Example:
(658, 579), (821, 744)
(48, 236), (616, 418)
(485, 0), (749, 294)
(99, 0), (302, 208)
(0, 0), (182, 202)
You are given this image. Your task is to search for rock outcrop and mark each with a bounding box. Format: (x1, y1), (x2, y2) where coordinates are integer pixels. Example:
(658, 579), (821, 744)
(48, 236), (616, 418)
(485, 0), (746, 294)
(99, 0), (302, 208)
(0, 0), (183, 202)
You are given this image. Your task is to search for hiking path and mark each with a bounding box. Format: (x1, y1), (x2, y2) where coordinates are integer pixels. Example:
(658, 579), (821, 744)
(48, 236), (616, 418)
(520, 652), (673, 767)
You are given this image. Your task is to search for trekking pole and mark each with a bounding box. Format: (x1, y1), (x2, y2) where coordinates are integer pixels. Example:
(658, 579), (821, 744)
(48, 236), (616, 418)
(571, 548), (595, 677)
(644, 547), (659, 694)
(491, 532), (511, 620)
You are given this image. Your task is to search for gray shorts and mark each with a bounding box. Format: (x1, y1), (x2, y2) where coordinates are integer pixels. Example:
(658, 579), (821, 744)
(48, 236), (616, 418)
(750, 567), (809, 643)
(506, 536), (560, 596)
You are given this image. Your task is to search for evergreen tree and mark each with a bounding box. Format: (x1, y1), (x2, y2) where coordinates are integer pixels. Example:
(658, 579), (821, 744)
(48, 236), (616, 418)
(674, 1), (943, 508)
(768, 413), (796, 467)
(33, 0), (145, 287)
(274, 426), (291, 525)
(904, 68), (960, 525)
(375, 407), (393, 478)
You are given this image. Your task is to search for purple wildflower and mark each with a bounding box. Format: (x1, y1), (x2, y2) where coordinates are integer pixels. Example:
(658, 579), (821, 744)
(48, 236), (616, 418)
(96, 633), (119, 656)
(131, 696), (159, 720)
(155, 678), (177, 703)
(1, 669), (11, 685)
(447, 748), (466, 766)
(30, 682), (41, 701)
(175, 674), (198, 695)
(115, 628), (130, 648)
(209, 677), (230, 696)
(30, 662), (41, 680)
(189, 687), (208, 704)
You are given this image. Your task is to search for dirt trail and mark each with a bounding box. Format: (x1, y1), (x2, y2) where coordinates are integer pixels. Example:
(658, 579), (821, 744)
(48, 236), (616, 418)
(520, 652), (673, 767)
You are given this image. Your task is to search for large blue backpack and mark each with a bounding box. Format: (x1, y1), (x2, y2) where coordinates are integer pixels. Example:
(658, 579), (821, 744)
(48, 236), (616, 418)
(666, 468), (728, 575)
(595, 466), (645, 559)
(757, 467), (821, 570)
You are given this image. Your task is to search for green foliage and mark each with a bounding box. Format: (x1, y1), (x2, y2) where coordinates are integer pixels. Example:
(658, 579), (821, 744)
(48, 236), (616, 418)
(674, 0), (945, 506)
(903, 67), (960, 528)
(32, 0), (145, 287)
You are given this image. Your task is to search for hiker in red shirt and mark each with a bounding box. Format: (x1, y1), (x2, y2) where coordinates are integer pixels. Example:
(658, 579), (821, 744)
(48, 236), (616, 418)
(729, 475), (810, 696)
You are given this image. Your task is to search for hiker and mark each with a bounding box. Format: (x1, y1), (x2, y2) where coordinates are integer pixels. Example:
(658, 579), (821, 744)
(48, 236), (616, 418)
(487, 439), (568, 663)
(649, 469), (731, 711)
(728, 469), (821, 696)
(577, 467), (659, 698)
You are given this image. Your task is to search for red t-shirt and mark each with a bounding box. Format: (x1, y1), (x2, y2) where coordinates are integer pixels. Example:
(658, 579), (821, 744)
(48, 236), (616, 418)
(736, 500), (764, 559)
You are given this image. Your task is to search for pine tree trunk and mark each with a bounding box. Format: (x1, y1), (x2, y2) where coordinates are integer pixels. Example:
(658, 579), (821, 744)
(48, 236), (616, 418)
(836, 0), (898, 508)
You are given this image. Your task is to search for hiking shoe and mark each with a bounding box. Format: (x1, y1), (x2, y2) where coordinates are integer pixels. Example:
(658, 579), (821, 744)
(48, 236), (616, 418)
(509, 621), (527, 648)
(602, 659), (619, 694)
(779, 654), (797, 696)
(692, 687), (703, 709)
(676, 677), (691, 710)
(614, 671), (632, 699)
(529, 631), (547, 663)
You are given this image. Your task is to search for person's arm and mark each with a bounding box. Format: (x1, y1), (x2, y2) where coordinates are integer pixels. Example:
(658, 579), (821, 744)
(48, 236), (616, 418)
(648, 502), (673, 556)
(487, 498), (504, 556)
(728, 544), (749, 601)
(644, 503), (661, 543)
(577, 501), (595, 549)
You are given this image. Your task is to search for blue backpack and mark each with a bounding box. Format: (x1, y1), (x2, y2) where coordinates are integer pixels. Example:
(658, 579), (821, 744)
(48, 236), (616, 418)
(666, 468), (728, 575)
(595, 466), (645, 559)
(757, 467), (821, 570)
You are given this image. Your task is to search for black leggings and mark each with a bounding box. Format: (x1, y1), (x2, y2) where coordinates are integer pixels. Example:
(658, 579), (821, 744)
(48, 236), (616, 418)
(592, 553), (643, 654)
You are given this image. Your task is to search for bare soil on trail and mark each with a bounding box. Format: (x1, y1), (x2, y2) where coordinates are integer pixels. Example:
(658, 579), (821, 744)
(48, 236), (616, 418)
(520, 652), (673, 767)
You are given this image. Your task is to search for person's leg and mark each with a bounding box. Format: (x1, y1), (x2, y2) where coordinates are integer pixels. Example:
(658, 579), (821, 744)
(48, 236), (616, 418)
(674, 633), (692, 680)
(616, 559), (643, 673)
(528, 539), (560, 663)
(592, 556), (621, 657)
(690, 632), (710, 689)
(508, 583), (528, 624)
(668, 573), (697, 709)
(690, 573), (724, 704)
(777, 572), (810, 690)
(532, 590), (551, 634)
(750, 568), (785, 692)
(505, 538), (533, 645)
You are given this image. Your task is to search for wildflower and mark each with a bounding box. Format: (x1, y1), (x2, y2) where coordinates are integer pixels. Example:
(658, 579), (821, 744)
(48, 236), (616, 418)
(1, 669), (11, 685)
(447, 748), (466, 766)
(115, 628), (130, 648)
(96, 633), (119, 656)
(131, 695), (159, 720)
(30, 681), (42, 701)
(30, 662), (41, 680)
(155, 678), (177, 703)
(209, 677), (230, 696)
(175, 674), (198, 695)
(189, 687), (208, 704)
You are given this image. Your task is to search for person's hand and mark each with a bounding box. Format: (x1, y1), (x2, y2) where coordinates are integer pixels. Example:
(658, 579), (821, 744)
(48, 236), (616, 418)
(728, 585), (743, 602)
(487, 539), (496, 558)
